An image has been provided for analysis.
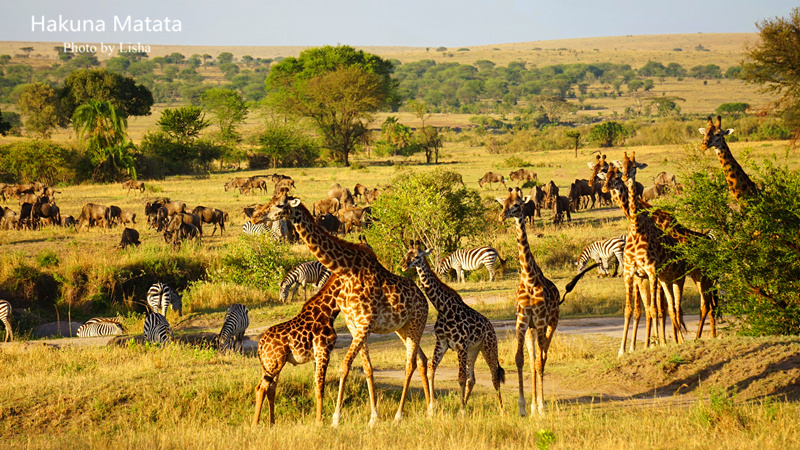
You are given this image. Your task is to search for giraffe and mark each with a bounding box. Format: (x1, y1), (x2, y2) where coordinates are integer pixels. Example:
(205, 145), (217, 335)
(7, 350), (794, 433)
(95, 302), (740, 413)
(265, 194), (431, 427)
(498, 187), (597, 416)
(640, 200), (719, 339)
(699, 115), (758, 202)
(601, 154), (687, 356)
(400, 240), (505, 416)
(253, 274), (344, 426)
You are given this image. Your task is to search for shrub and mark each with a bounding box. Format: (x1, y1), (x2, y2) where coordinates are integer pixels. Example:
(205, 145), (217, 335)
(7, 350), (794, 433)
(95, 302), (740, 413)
(0, 140), (85, 185)
(207, 235), (302, 294)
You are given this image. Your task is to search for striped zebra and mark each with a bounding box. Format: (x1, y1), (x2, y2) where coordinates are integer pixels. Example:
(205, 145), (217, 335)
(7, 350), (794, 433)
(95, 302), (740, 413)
(217, 303), (250, 352)
(438, 246), (506, 283)
(242, 220), (268, 236)
(279, 261), (332, 302)
(77, 318), (125, 337)
(143, 311), (173, 344)
(0, 300), (12, 342)
(146, 282), (183, 317)
(576, 235), (626, 277)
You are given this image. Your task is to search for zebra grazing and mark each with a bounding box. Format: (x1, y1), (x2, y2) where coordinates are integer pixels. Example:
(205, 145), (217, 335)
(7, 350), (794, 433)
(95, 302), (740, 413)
(242, 220), (267, 236)
(438, 246), (505, 283)
(217, 304), (250, 352)
(143, 311), (173, 344)
(577, 235), (626, 277)
(279, 261), (332, 302)
(0, 300), (12, 342)
(146, 282), (183, 317)
(77, 318), (125, 337)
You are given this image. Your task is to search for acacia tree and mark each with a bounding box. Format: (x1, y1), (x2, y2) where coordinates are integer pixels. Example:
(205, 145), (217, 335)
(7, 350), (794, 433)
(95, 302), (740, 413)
(266, 45), (395, 166)
(200, 88), (248, 166)
(59, 68), (153, 120)
(17, 83), (60, 138)
(742, 7), (800, 142)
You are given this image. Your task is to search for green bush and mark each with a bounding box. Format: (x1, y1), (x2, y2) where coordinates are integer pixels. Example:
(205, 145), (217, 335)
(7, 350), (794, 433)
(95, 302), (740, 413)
(207, 235), (302, 294)
(0, 140), (85, 185)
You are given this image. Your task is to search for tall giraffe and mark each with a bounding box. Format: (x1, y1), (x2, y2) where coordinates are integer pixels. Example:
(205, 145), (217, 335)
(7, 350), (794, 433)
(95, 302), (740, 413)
(253, 274), (344, 426)
(264, 195), (431, 427)
(498, 187), (596, 416)
(601, 155), (687, 356)
(400, 240), (505, 415)
(700, 115), (759, 202)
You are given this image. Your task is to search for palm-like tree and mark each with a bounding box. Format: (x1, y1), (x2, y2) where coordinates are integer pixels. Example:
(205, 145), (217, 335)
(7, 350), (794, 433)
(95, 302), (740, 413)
(73, 100), (136, 181)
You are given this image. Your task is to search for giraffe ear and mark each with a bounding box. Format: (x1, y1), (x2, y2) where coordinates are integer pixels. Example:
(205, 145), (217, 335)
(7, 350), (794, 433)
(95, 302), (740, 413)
(495, 197), (505, 205)
(596, 171), (607, 180)
(288, 198), (301, 207)
(698, 128), (707, 135)
(586, 162), (597, 169)
(724, 129), (734, 136)
(636, 162), (648, 170)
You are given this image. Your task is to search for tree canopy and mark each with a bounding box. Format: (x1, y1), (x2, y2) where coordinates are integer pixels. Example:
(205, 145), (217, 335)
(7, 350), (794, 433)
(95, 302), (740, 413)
(266, 45), (396, 166)
(17, 82), (61, 138)
(60, 68), (153, 120)
(742, 7), (800, 142)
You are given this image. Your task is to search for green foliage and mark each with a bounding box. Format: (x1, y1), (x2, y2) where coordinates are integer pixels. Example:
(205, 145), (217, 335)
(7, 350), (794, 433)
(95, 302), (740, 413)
(0, 106), (13, 136)
(0, 140), (84, 185)
(72, 100), (137, 181)
(139, 132), (223, 175)
(156, 106), (210, 142)
(207, 235), (301, 293)
(251, 120), (319, 168)
(717, 102), (750, 115)
(670, 156), (800, 335)
(588, 121), (630, 147)
(17, 82), (61, 138)
(200, 88), (248, 145)
(60, 68), (153, 119)
(365, 168), (486, 271)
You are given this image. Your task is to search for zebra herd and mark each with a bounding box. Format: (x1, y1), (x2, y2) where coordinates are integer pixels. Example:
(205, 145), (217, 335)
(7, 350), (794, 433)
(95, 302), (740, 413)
(242, 220), (295, 242)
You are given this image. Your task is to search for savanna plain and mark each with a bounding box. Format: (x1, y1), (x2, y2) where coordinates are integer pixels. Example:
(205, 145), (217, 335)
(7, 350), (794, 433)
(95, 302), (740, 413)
(1, 34), (800, 449)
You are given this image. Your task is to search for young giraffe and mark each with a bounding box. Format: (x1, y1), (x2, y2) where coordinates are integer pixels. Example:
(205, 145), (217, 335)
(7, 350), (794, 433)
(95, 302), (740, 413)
(601, 154), (687, 356)
(263, 195), (431, 427)
(498, 187), (597, 416)
(700, 115), (759, 202)
(400, 240), (505, 416)
(253, 274), (344, 426)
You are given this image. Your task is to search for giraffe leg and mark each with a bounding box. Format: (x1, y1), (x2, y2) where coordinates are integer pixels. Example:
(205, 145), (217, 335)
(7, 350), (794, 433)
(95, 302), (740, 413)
(427, 336), (448, 416)
(462, 346), (481, 413)
(358, 344), (379, 426)
(532, 329), (546, 416)
(515, 317), (529, 417)
(253, 374), (279, 426)
(652, 276), (667, 346)
(629, 286), (642, 353)
(313, 341), (334, 424)
(618, 274), (635, 357)
(332, 331), (368, 428)
(455, 346), (469, 414)
(481, 333), (504, 413)
(392, 331), (421, 424)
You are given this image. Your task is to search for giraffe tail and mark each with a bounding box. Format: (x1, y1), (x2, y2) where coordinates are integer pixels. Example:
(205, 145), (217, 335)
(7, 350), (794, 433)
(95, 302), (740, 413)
(560, 263), (600, 305)
(496, 366), (506, 384)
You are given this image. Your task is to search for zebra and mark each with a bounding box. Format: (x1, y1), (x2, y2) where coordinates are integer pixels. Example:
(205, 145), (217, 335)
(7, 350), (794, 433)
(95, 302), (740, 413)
(576, 235), (626, 277)
(217, 303), (250, 352)
(438, 246), (506, 283)
(76, 318), (125, 337)
(279, 261), (332, 302)
(146, 282), (183, 317)
(143, 311), (172, 344)
(242, 220), (267, 236)
(0, 300), (12, 342)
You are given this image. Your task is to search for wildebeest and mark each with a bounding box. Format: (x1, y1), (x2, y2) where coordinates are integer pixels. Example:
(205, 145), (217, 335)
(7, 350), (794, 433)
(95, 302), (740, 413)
(225, 177), (250, 192)
(241, 178), (268, 195)
(60, 215), (75, 228)
(528, 185), (546, 218)
(32, 200), (61, 226)
(166, 212), (203, 236)
(145, 198), (186, 224)
(479, 172), (506, 190)
(509, 169), (537, 184)
(163, 222), (200, 248)
(118, 227), (141, 249)
(328, 186), (356, 208)
(353, 183), (369, 202)
(192, 206), (227, 236)
(120, 210), (137, 227)
(316, 213), (342, 236)
(273, 178), (295, 196)
(543, 180), (559, 208)
(552, 195), (572, 224)
(642, 183), (669, 201)
(1, 207), (18, 230)
(336, 207), (372, 235)
(271, 173), (293, 186)
(18, 192), (39, 206)
(105, 205), (122, 227)
(78, 203), (109, 229)
(122, 179), (145, 195)
(567, 179), (596, 211)
(242, 204), (264, 220)
(364, 188), (381, 205)
(313, 197), (340, 216)
(653, 171), (677, 188)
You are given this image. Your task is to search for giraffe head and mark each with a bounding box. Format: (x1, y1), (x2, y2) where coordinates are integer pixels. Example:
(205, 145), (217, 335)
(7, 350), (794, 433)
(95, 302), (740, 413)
(400, 240), (432, 272)
(498, 187), (526, 221)
(266, 194), (303, 223)
(699, 115), (734, 155)
(614, 151), (647, 182)
(587, 154), (608, 186)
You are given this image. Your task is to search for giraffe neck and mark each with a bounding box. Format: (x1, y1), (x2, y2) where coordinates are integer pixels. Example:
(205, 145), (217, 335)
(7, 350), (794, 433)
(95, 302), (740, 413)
(413, 257), (464, 314)
(514, 217), (542, 280)
(625, 176), (639, 219)
(291, 205), (362, 274)
(714, 140), (757, 201)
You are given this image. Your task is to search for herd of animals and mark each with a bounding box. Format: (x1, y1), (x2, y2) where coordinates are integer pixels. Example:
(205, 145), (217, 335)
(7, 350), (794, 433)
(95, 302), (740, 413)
(0, 116), (758, 426)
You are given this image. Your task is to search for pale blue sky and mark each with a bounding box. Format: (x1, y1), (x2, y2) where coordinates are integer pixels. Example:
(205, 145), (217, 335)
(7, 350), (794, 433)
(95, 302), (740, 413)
(1, 0), (797, 47)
